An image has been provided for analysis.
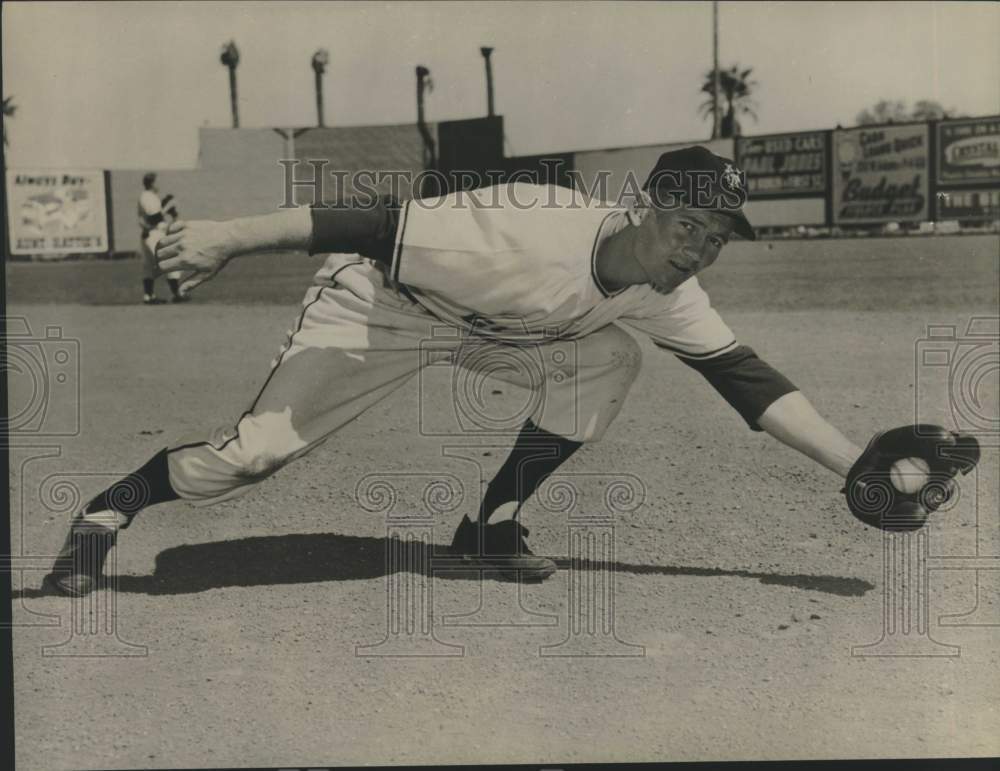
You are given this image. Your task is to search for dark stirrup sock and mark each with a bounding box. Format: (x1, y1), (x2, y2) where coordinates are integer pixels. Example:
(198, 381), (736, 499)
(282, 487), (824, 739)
(142, 278), (155, 296)
(83, 449), (180, 528)
(477, 420), (583, 523)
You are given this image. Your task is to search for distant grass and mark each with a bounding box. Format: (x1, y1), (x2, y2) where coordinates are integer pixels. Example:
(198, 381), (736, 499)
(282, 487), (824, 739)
(700, 234), (999, 312)
(5, 251), (328, 307)
(6, 235), (998, 312)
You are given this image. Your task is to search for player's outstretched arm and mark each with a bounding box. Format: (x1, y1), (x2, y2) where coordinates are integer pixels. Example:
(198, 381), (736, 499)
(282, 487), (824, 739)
(154, 208), (313, 292)
(154, 200), (399, 293)
(757, 390), (862, 478)
(679, 344), (979, 528)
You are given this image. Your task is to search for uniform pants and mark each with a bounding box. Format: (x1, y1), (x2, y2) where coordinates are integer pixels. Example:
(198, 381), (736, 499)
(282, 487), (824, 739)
(141, 227), (182, 282)
(166, 257), (643, 504)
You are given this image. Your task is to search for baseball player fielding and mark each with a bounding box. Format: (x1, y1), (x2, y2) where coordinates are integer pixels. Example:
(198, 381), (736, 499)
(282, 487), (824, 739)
(42, 146), (980, 597)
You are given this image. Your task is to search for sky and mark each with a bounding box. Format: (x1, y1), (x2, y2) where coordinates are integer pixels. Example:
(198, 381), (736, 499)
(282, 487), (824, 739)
(3, 1), (998, 169)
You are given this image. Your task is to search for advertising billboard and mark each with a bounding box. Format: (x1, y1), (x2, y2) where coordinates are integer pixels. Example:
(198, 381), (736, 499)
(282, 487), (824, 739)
(936, 116), (1000, 185)
(938, 188), (1000, 220)
(832, 124), (929, 224)
(736, 131), (827, 197)
(6, 169), (109, 255)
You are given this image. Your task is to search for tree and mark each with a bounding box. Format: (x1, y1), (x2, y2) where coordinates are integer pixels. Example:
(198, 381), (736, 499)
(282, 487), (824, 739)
(220, 40), (240, 128)
(2, 96), (16, 147)
(312, 49), (329, 127)
(855, 99), (958, 126)
(699, 65), (757, 138)
(855, 99), (908, 126)
(911, 99), (959, 122)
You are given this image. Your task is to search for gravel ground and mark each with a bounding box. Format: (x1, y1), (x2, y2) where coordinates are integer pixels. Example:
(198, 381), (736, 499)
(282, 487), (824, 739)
(7, 235), (999, 768)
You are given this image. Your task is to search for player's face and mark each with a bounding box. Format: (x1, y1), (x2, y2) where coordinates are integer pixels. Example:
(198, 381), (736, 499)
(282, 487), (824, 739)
(635, 207), (734, 295)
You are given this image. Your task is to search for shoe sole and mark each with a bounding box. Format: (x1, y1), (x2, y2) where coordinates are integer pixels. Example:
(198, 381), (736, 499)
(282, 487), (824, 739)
(42, 572), (93, 598)
(454, 553), (557, 582)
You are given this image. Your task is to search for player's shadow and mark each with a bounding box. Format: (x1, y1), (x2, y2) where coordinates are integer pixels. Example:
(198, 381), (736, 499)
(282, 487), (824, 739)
(16, 531), (874, 598)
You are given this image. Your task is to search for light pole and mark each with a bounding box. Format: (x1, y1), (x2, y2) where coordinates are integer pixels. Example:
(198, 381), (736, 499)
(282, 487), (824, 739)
(312, 49), (329, 127)
(220, 40), (240, 128)
(415, 66), (436, 172)
(480, 47), (495, 117)
(711, 2), (721, 139)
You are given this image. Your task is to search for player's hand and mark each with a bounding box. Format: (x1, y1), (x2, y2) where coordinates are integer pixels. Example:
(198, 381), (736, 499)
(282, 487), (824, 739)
(154, 219), (237, 292)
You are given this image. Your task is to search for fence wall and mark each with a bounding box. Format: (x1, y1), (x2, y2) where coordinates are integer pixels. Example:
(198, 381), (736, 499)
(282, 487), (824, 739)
(572, 138), (735, 204)
(7, 113), (999, 258)
(735, 130), (829, 227)
(934, 116), (1000, 221)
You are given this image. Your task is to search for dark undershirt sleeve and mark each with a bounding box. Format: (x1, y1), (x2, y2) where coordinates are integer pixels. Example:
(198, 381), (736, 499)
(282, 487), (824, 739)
(676, 344), (798, 431)
(308, 197), (400, 266)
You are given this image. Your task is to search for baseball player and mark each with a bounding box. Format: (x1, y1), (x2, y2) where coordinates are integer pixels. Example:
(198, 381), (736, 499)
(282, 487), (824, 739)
(138, 172), (189, 304)
(44, 146), (979, 596)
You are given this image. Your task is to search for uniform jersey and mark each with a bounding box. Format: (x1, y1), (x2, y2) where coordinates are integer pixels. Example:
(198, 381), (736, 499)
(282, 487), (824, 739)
(388, 183), (737, 359)
(138, 190), (162, 234)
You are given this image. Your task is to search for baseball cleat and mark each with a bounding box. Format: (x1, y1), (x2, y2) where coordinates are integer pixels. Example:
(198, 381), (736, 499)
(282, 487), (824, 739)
(449, 517), (556, 581)
(43, 512), (118, 597)
(170, 294), (191, 303)
(143, 295), (166, 305)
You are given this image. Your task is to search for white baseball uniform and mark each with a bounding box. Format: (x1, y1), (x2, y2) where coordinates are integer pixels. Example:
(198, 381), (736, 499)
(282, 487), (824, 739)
(138, 190), (165, 279)
(166, 184), (737, 504)
(139, 189), (182, 281)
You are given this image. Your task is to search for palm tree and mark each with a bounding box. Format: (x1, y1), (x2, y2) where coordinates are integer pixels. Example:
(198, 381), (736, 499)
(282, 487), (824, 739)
(699, 65), (757, 138)
(415, 66), (437, 194)
(312, 49), (329, 127)
(2, 96), (16, 147)
(220, 40), (240, 128)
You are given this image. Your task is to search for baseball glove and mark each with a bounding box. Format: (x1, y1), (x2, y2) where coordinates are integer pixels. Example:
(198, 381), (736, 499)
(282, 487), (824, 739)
(844, 424), (980, 530)
(161, 194), (179, 220)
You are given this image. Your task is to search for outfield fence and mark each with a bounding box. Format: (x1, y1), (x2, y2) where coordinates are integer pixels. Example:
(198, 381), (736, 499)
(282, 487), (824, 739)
(5, 115), (998, 260)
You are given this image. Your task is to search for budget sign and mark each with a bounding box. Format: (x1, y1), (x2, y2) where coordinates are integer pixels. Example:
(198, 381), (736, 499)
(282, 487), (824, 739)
(832, 124), (929, 224)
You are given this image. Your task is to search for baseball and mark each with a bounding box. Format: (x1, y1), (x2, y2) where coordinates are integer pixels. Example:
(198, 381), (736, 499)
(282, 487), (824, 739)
(889, 457), (931, 494)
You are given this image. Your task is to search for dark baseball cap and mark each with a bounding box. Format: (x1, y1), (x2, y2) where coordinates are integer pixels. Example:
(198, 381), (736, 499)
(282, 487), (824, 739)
(643, 145), (755, 240)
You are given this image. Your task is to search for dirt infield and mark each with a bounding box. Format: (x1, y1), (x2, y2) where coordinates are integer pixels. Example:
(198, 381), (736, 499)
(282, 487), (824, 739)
(7, 235), (999, 767)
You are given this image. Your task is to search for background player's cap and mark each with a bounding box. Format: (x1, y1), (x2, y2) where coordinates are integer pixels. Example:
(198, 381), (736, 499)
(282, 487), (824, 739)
(143, 172), (157, 188)
(643, 145), (755, 241)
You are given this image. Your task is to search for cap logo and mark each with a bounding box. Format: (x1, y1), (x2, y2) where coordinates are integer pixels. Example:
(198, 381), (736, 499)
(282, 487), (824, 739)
(721, 163), (745, 194)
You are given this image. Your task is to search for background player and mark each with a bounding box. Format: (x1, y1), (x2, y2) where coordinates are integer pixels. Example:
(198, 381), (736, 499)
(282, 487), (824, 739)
(138, 172), (189, 304)
(44, 147), (978, 596)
